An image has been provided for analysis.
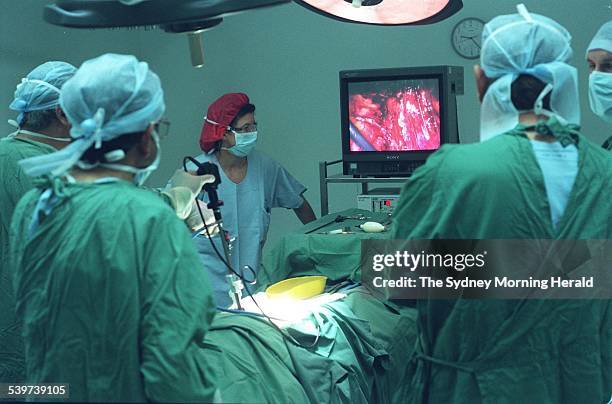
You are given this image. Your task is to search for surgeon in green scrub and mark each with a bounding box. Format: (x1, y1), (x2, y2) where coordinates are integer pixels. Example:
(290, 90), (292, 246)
(0, 61), (75, 383)
(9, 53), (217, 402)
(391, 5), (611, 403)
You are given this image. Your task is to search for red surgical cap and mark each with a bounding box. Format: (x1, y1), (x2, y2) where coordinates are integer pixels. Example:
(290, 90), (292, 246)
(199, 92), (250, 153)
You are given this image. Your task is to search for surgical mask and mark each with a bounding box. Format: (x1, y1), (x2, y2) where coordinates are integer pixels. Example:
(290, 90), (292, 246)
(222, 131), (257, 157)
(589, 71), (612, 123)
(97, 129), (161, 186)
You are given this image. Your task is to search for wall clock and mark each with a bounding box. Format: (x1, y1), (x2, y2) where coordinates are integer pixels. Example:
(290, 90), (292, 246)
(451, 17), (485, 59)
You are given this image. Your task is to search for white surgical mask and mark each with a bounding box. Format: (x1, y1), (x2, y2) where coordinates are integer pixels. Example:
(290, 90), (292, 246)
(98, 130), (161, 186)
(589, 71), (612, 123)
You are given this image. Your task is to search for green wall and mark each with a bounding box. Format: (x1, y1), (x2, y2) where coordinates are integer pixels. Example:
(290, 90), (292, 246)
(1, 0), (610, 249)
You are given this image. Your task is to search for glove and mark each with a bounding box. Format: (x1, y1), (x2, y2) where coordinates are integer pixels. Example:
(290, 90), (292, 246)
(186, 199), (219, 236)
(161, 186), (195, 219)
(165, 169), (215, 196)
(162, 170), (216, 220)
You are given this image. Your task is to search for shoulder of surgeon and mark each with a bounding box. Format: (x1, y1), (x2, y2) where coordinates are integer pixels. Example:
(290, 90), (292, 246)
(33, 179), (176, 218)
(0, 136), (56, 161)
(581, 134), (612, 162)
(96, 180), (177, 213)
(422, 135), (521, 178)
(424, 133), (612, 179)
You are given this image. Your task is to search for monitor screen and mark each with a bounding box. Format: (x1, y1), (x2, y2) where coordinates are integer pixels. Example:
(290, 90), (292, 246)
(347, 78), (441, 152)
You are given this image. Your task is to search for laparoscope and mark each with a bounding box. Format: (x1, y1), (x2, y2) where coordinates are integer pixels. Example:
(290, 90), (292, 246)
(185, 157), (245, 310)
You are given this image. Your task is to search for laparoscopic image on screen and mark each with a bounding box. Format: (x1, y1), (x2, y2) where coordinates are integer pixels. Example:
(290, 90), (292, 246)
(348, 78), (441, 152)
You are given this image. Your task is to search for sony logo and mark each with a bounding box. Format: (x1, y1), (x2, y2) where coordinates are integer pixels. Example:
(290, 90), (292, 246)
(386, 155), (400, 160)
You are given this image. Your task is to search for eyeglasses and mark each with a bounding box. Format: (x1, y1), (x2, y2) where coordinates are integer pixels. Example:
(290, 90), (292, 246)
(231, 122), (257, 133)
(154, 118), (171, 139)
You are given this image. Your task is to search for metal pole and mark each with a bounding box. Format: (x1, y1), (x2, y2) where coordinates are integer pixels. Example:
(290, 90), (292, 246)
(319, 161), (329, 217)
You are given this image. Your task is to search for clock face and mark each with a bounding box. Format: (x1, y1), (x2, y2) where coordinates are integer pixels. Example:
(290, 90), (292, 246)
(452, 18), (485, 59)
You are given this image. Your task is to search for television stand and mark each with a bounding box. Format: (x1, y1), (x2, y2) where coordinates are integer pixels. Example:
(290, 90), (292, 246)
(319, 160), (410, 216)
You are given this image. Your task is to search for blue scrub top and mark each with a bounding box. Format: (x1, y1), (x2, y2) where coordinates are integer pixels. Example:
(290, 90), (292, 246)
(186, 150), (306, 307)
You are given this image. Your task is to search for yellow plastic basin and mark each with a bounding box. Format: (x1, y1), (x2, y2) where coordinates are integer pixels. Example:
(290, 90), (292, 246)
(265, 276), (328, 300)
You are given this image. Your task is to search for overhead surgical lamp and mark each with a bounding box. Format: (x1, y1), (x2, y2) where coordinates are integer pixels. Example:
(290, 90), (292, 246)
(295, 0), (463, 25)
(43, 0), (291, 67)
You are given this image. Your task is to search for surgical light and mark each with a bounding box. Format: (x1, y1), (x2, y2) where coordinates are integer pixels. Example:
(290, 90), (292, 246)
(295, 0), (463, 25)
(43, 0), (291, 68)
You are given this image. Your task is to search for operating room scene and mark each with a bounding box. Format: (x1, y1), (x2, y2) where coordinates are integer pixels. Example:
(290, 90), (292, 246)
(0, 0), (610, 403)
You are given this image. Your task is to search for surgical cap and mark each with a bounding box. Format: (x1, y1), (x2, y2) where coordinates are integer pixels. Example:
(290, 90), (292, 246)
(479, 4), (580, 141)
(200, 93), (250, 153)
(19, 53), (165, 177)
(9, 61), (77, 126)
(587, 20), (612, 54)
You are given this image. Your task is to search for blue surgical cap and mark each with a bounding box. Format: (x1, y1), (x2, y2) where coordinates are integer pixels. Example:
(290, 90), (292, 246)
(19, 53), (165, 177)
(9, 61), (77, 126)
(479, 4), (579, 141)
(587, 20), (612, 54)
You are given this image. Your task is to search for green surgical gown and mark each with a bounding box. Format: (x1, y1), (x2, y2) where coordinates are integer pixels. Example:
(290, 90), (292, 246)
(391, 130), (612, 403)
(0, 136), (56, 382)
(9, 178), (217, 402)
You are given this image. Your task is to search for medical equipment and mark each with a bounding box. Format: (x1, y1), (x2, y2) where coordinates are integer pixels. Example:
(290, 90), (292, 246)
(356, 188), (400, 213)
(184, 157), (245, 310)
(359, 221), (385, 233)
(328, 227), (353, 234)
(339, 66), (463, 177)
(295, 0), (463, 25)
(304, 213), (370, 234)
(43, 0), (290, 68)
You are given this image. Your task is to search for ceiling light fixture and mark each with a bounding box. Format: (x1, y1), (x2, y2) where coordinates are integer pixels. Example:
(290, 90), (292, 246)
(295, 0), (463, 25)
(43, 0), (291, 68)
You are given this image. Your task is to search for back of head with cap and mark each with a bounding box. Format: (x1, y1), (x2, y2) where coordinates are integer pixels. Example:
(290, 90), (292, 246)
(199, 93), (250, 153)
(9, 61), (77, 128)
(478, 4), (579, 141)
(19, 53), (166, 178)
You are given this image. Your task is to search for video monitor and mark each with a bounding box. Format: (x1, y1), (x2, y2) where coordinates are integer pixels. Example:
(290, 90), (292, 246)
(340, 66), (463, 176)
(347, 78), (441, 152)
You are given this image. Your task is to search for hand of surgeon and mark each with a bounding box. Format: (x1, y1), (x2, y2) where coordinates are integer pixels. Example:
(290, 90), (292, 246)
(187, 199), (219, 236)
(167, 169), (213, 195)
(162, 170), (216, 222)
